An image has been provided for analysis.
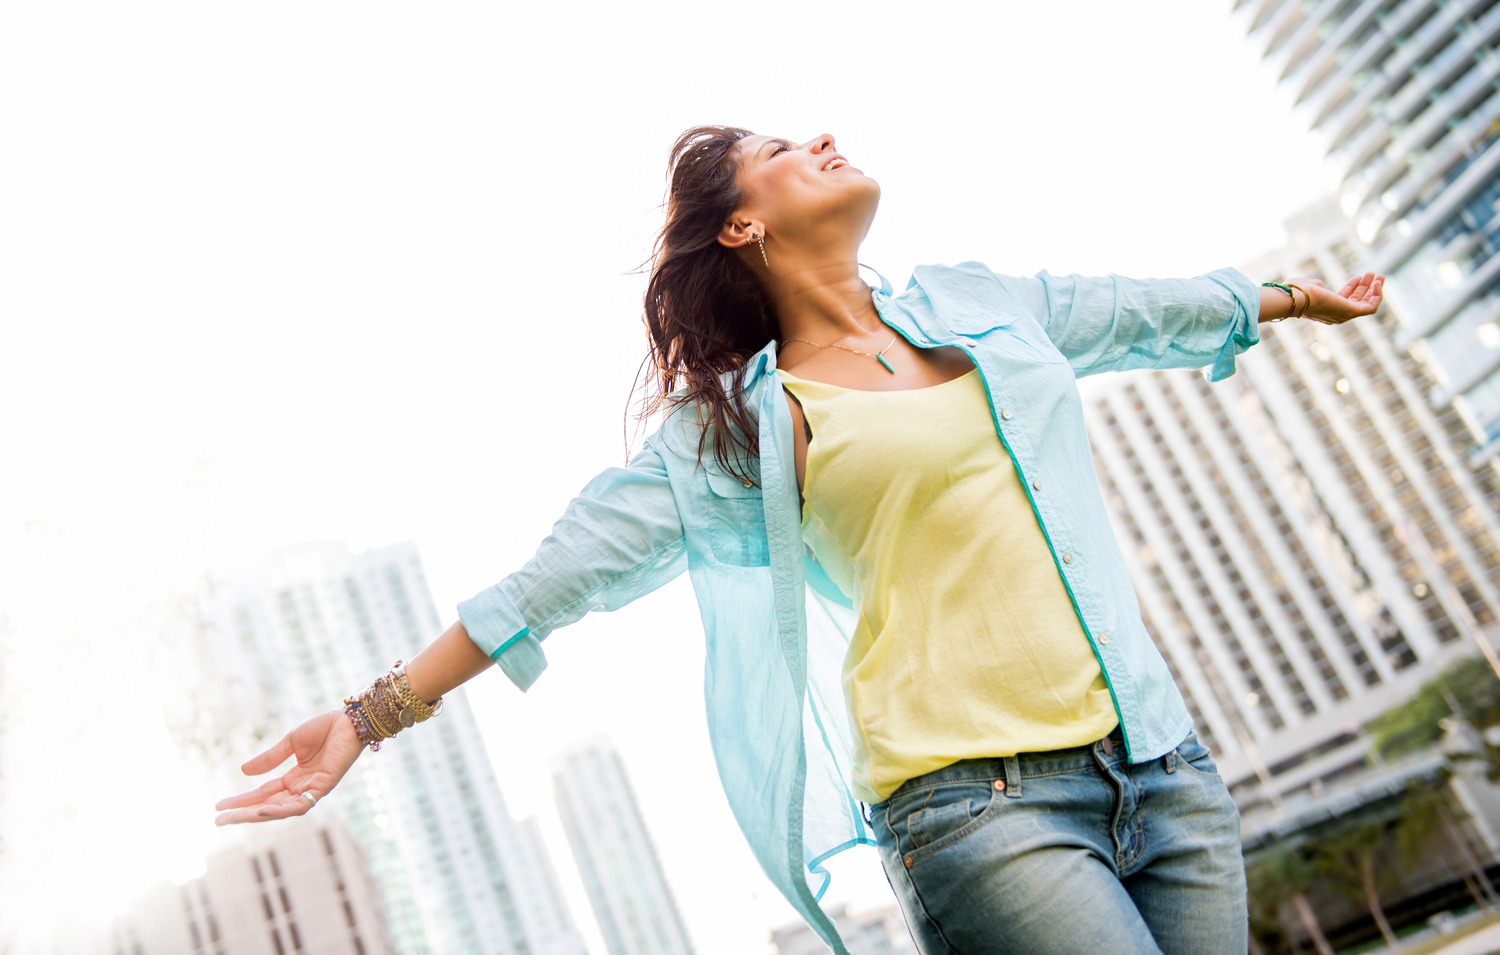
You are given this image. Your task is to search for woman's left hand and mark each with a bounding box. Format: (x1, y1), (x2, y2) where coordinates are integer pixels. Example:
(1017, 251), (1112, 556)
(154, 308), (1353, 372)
(1294, 272), (1385, 325)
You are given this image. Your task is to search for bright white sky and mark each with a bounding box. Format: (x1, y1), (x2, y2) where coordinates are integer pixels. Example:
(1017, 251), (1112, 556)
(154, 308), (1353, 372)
(0, 2), (1341, 952)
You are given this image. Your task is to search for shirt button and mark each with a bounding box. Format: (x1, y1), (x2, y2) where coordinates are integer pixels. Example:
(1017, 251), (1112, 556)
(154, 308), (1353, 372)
(1001, 409), (1014, 420)
(1031, 480), (1041, 491)
(1062, 553), (1074, 564)
(1098, 632), (1110, 645)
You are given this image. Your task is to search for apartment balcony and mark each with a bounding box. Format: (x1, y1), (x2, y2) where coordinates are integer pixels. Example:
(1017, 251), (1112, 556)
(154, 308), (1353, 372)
(1236, 0), (1299, 35)
(1377, 81), (1500, 211)
(1397, 239), (1500, 347)
(1358, 89), (1500, 243)
(1381, 4), (1500, 127)
(1295, 5), (1391, 115)
(1272, 0), (1345, 68)
(1321, 0), (1444, 148)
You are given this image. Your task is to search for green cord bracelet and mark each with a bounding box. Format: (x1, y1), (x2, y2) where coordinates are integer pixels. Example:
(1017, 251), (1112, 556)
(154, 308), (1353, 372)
(1260, 282), (1297, 322)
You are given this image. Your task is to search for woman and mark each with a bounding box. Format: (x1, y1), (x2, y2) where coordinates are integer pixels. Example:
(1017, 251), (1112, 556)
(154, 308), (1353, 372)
(216, 126), (1384, 954)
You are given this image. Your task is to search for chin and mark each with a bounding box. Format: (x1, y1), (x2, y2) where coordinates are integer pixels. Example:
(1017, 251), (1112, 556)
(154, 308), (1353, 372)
(850, 176), (881, 216)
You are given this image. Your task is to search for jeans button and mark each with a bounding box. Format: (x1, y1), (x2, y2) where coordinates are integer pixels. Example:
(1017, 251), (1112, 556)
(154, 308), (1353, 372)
(904, 855), (914, 869)
(993, 779), (1005, 791)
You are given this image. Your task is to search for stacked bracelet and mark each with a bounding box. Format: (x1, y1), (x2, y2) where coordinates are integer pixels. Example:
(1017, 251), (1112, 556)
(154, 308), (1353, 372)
(343, 660), (445, 752)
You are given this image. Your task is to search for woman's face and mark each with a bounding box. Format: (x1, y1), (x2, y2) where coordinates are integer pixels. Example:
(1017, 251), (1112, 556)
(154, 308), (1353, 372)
(730, 132), (880, 247)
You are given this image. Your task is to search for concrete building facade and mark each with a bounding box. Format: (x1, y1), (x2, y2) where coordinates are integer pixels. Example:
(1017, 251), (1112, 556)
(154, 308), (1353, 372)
(551, 738), (694, 955)
(770, 904), (915, 955)
(110, 816), (396, 955)
(1079, 197), (1500, 814)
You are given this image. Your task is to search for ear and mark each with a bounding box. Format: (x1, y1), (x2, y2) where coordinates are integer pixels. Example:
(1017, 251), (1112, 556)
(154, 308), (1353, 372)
(718, 216), (765, 251)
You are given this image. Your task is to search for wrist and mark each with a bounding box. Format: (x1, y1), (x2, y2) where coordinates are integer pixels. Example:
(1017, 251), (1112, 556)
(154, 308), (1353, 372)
(342, 661), (445, 753)
(1259, 282), (1311, 323)
(1259, 283), (1296, 323)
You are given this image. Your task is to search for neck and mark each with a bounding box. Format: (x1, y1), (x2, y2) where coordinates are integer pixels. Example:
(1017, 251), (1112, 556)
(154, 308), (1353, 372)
(765, 259), (882, 345)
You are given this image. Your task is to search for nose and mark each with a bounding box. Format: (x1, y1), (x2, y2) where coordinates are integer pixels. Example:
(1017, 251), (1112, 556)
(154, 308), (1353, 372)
(806, 133), (836, 154)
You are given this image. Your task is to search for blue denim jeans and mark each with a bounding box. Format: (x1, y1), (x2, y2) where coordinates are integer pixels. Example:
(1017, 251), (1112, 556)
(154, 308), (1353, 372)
(872, 730), (1247, 954)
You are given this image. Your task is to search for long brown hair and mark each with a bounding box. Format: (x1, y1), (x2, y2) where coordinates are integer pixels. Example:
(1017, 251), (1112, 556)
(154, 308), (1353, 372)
(638, 125), (776, 486)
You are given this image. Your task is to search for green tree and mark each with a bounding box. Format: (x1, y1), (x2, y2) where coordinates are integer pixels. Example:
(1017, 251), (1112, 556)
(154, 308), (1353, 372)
(1249, 844), (1334, 955)
(1314, 817), (1401, 948)
(1396, 780), (1498, 912)
(1367, 656), (1500, 760)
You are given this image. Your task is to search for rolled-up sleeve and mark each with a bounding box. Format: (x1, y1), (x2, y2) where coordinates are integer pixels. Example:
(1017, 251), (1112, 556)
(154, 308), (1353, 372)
(993, 267), (1261, 380)
(458, 439), (687, 690)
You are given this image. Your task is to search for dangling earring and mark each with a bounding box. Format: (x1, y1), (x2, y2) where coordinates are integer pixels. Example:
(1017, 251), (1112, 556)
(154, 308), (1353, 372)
(749, 232), (769, 269)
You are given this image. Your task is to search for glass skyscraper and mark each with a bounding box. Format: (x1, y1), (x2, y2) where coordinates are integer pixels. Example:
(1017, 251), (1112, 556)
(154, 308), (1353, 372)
(213, 541), (587, 955)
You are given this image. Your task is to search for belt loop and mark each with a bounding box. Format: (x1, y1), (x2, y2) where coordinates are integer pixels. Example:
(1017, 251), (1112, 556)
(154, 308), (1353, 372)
(1003, 755), (1022, 798)
(1163, 749), (1177, 774)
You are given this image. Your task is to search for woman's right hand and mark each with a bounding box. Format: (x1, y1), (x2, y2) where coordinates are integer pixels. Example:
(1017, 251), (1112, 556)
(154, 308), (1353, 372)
(214, 709), (365, 825)
(1295, 272), (1385, 325)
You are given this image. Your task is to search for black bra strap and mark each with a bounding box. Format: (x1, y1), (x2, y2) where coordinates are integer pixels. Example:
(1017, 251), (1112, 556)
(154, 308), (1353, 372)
(783, 389), (814, 443)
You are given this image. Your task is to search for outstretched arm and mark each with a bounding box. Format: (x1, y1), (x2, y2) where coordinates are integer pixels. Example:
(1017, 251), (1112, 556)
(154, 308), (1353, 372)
(976, 265), (1385, 380)
(215, 439), (687, 825)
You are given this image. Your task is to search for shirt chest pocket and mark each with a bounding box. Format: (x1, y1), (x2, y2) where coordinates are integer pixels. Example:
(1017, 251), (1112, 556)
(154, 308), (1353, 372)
(704, 468), (771, 567)
(941, 311), (1069, 367)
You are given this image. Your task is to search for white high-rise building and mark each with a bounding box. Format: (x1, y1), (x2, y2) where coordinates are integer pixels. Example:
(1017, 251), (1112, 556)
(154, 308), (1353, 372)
(518, 816), (590, 954)
(213, 541), (586, 955)
(551, 738), (694, 955)
(1080, 197), (1500, 813)
(1236, 0), (1500, 464)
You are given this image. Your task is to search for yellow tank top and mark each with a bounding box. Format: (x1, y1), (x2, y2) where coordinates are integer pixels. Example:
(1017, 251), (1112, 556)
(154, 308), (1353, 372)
(779, 367), (1118, 803)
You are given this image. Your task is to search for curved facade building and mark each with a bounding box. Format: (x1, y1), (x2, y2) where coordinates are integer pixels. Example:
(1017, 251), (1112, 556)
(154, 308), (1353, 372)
(1239, 0), (1500, 464)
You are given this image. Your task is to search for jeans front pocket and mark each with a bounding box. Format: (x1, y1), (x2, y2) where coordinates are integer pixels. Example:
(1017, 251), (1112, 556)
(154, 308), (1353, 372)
(888, 780), (1002, 865)
(1175, 730), (1223, 780)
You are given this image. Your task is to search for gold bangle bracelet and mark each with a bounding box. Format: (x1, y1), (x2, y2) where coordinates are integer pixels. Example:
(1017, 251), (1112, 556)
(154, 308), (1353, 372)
(1286, 283), (1311, 319)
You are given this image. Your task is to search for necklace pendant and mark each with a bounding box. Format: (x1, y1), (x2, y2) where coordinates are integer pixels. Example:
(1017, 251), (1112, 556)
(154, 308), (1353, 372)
(876, 353), (895, 374)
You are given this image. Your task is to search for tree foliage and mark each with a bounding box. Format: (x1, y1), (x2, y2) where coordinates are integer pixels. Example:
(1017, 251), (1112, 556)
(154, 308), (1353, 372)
(1313, 817), (1402, 947)
(1367, 655), (1500, 759)
(1248, 845), (1334, 955)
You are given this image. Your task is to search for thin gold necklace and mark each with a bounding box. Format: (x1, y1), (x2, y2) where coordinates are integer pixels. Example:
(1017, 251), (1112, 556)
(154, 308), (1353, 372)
(781, 334), (899, 374)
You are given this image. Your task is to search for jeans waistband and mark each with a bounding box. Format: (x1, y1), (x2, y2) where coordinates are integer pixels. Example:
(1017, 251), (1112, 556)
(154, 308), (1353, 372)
(880, 726), (1127, 804)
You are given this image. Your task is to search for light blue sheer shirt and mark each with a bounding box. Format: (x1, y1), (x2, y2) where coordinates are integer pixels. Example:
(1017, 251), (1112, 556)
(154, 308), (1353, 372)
(458, 262), (1261, 954)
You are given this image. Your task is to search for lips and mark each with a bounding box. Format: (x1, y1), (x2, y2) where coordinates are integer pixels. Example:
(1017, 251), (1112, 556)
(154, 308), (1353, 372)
(822, 156), (849, 171)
